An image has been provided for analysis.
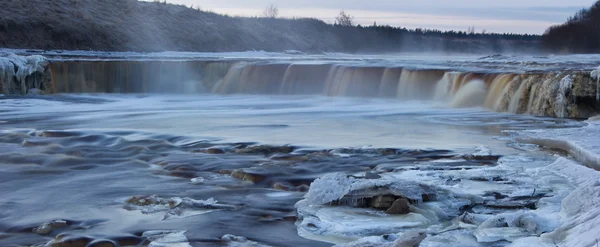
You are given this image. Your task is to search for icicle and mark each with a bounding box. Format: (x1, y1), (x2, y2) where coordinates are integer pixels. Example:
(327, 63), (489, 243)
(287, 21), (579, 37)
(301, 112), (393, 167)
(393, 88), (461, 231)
(591, 66), (600, 102)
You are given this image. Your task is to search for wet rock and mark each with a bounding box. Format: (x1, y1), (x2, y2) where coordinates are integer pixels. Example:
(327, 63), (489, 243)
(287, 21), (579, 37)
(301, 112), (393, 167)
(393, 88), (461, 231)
(84, 239), (118, 247)
(124, 195), (235, 220)
(47, 235), (93, 247)
(273, 182), (291, 190)
(112, 236), (144, 246)
(32, 220), (68, 235)
(469, 176), (506, 182)
(206, 148), (225, 154)
(483, 192), (508, 200)
(370, 195), (396, 209)
(365, 171), (381, 179)
(270, 154), (308, 162)
(386, 198), (411, 215)
(484, 200), (536, 210)
(235, 145), (294, 155)
(168, 170), (197, 179)
(231, 169), (266, 183)
(296, 184), (310, 192)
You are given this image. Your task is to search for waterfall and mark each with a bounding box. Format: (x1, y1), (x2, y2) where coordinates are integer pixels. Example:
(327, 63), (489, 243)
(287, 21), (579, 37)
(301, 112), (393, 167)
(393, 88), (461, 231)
(38, 59), (600, 118)
(450, 79), (488, 108)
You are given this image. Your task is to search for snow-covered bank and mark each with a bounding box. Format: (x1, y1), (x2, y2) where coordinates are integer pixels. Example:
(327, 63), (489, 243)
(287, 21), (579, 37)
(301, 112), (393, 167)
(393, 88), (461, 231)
(538, 158), (600, 247)
(515, 118), (600, 170)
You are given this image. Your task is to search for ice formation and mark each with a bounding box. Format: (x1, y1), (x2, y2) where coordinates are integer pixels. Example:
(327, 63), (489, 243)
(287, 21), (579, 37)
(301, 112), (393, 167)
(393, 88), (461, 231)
(296, 147), (600, 247)
(591, 65), (600, 101)
(0, 53), (50, 94)
(555, 75), (573, 118)
(123, 195), (235, 220)
(142, 230), (191, 247)
(221, 234), (273, 247)
(333, 230), (427, 247)
(515, 120), (600, 170)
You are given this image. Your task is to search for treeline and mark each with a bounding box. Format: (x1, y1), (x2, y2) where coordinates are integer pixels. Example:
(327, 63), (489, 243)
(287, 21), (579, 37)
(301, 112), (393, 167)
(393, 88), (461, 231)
(0, 0), (539, 53)
(542, 1), (600, 53)
(352, 24), (539, 41)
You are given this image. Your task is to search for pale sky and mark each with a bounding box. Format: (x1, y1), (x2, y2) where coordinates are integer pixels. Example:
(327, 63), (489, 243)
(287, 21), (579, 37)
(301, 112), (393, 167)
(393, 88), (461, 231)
(154, 0), (596, 34)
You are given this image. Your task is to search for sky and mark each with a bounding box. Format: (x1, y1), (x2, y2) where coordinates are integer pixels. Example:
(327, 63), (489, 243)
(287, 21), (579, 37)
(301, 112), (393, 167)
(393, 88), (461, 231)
(155, 0), (597, 34)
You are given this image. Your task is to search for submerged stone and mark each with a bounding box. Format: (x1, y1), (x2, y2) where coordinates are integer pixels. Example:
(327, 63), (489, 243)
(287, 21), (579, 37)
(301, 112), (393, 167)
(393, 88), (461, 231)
(32, 220), (68, 235)
(235, 145), (295, 155)
(386, 198), (411, 215)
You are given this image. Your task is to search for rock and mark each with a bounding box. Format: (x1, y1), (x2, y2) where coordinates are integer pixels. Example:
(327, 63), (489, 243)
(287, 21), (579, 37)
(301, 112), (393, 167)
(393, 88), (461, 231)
(231, 169), (266, 183)
(365, 171), (381, 179)
(484, 200), (536, 210)
(47, 236), (93, 247)
(235, 145), (294, 155)
(273, 182), (291, 191)
(33, 220), (68, 235)
(206, 148), (225, 154)
(386, 198), (411, 215)
(84, 240), (118, 247)
(370, 195), (396, 209)
(27, 88), (42, 95)
(393, 231), (427, 247)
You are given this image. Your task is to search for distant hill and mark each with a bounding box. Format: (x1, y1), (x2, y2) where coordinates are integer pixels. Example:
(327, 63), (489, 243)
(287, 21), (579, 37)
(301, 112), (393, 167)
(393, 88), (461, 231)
(542, 1), (600, 53)
(0, 0), (539, 53)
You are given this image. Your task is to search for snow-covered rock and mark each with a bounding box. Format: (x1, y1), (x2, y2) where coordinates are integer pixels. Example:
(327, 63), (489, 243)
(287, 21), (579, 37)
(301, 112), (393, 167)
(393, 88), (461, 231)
(0, 53), (51, 95)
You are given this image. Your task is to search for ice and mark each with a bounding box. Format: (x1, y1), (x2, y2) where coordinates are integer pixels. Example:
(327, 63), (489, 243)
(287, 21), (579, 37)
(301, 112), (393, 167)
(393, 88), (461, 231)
(301, 172), (442, 206)
(0, 53), (48, 94)
(515, 120), (600, 170)
(474, 211), (558, 242)
(590, 65), (600, 101)
(301, 172), (354, 205)
(333, 231), (427, 247)
(555, 75), (572, 118)
(541, 158), (600, 247)
(123, 195), (234, 220)
(142, 230), (191, 247)
(221, 234), (273, 247)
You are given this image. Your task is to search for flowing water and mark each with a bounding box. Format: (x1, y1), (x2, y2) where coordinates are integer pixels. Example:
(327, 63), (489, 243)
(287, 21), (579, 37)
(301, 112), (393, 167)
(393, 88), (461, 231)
(0, 51), (597, 247)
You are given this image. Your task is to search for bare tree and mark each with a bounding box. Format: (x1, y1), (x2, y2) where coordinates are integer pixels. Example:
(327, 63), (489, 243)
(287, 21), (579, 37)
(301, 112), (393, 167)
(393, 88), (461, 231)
(335, 11), (354, 26)
(263, 4), (279, 18)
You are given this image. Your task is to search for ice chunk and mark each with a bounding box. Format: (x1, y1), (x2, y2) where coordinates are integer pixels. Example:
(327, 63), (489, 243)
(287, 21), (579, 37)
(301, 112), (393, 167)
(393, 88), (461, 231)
(333, 230), (427, 247)
(221, 234), (273, 247)
(123, 195), (234, 220)
(143, 230), (191, 247)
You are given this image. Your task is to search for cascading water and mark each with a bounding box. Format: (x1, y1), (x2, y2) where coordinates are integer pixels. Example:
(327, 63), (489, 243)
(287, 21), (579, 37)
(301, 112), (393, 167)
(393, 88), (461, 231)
(3, 58), (588, 118)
